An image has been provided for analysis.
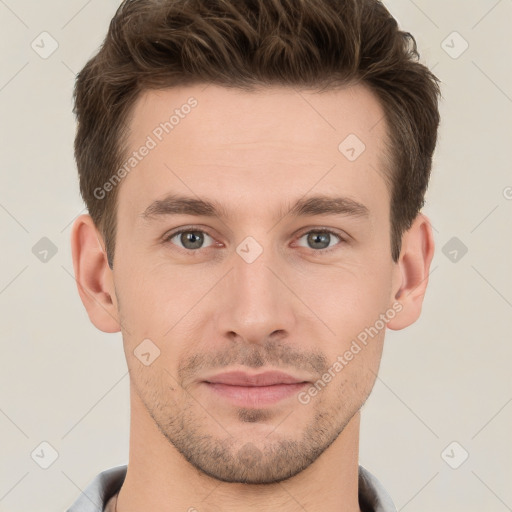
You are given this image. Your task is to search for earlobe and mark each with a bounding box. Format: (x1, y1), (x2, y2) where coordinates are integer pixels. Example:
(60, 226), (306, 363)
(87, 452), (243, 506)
(387, 213), (435, 331)
(70, 214), (121, 333)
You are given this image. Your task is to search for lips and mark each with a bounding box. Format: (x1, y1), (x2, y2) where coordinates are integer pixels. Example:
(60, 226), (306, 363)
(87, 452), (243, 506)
(201, 370), (310, 407)
(203, 370), (308, 387)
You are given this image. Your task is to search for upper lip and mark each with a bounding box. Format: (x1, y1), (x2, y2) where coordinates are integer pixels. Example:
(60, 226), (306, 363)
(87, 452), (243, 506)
(203, 370), (309, 387)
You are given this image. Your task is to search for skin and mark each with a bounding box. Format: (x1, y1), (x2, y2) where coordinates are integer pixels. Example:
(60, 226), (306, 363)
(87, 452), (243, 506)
(71, 83), (434, 512)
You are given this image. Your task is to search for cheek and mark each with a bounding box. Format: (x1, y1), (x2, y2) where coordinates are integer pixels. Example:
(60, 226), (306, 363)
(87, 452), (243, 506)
(115, 260), (177, 331)
(296, 260), (393, 342)
(115, 263), (206, 378)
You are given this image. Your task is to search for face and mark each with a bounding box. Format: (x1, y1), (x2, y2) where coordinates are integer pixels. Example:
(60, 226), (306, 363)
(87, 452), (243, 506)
(111, 83), (399, 484)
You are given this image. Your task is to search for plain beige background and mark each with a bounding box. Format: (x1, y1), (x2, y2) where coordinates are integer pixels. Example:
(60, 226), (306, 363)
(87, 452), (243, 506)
(0, 1), (511, 511)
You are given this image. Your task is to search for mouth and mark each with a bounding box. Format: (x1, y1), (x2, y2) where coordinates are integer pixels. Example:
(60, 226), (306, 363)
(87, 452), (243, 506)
(201, 370), (310, 408)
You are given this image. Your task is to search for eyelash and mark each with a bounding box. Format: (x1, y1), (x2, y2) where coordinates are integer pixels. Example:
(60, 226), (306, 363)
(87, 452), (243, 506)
(162, 226), (347, 256)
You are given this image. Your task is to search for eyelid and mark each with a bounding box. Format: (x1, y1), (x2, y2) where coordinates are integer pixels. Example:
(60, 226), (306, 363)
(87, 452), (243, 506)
(295, 225), (348, 241)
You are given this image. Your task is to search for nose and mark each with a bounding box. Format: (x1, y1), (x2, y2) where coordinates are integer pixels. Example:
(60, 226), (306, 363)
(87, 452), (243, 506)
(215, 242), (297, 345)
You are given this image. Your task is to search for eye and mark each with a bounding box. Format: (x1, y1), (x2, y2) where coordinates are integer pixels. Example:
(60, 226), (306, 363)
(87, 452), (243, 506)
(162, 227), (347, 254)
(164, 228), (216, 251)
(295, 229), (346, 254)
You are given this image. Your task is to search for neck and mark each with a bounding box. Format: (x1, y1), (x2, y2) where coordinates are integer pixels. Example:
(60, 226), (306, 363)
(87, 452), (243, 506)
(116, 389), (362, 512)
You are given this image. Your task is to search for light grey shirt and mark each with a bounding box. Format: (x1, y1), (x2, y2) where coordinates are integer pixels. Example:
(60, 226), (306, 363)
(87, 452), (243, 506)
(67, 464), (397, 512)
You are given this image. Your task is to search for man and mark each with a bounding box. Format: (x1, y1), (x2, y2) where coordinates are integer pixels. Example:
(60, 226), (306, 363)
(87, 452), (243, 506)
(67, 0), (440, 510)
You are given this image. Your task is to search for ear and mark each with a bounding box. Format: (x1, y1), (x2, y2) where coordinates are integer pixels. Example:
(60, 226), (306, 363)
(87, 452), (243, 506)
(70, 214), (121, 333)
(387, 213), (435, 330)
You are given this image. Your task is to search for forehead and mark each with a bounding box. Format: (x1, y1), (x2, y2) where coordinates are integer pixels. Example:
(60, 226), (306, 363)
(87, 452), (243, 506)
(119, 83), (391, 222)
(127, 82), (387, 152)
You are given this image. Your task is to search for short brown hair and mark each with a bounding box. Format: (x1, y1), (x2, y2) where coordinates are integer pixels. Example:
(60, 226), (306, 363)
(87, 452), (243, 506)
(73, 0), (441, 268)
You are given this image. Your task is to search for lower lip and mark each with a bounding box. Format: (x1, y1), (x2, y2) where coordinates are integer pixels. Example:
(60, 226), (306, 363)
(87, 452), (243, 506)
(203, 382), (308, 407)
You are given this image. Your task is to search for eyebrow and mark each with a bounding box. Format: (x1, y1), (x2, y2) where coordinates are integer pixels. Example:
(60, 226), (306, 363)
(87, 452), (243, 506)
(140, 193), (370, 222)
